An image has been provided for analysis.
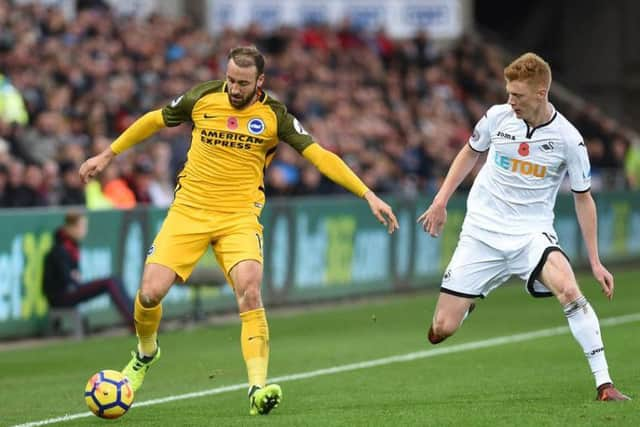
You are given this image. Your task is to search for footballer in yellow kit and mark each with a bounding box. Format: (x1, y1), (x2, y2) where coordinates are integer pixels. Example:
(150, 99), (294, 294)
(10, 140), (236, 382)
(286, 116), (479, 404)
(147, 79), (314, 283)
(79, 46), (398, 416)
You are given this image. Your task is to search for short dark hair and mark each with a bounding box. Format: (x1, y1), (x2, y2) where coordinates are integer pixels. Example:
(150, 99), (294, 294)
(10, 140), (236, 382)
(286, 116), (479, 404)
(64, 210), (85, 226)
(228, 46), (265, 76)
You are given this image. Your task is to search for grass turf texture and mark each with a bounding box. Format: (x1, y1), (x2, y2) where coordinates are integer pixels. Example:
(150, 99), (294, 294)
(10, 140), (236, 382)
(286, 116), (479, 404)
(1, 270), (638, 426)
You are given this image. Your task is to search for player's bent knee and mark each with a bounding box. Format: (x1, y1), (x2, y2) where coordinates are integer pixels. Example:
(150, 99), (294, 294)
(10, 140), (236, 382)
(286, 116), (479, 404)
(138, 263), (177, 307)
(554, 283), (582, 305)
(138, 289), (162, 307)
(237, 285), (262, 309)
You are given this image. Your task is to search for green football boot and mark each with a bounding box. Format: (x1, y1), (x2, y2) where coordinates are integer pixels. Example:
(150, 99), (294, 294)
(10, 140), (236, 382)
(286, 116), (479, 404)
(249, 384), (282, 415)
(121, 347), (161, 392)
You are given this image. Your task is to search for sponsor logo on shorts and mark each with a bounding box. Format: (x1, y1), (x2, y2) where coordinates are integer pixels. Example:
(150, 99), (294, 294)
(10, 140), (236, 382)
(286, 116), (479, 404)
(248, 118), (265, 134)
(443, 269), (452, 282)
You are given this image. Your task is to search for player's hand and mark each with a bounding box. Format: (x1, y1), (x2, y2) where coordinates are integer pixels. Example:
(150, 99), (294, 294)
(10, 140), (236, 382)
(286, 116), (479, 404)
(592, 262), (614, 300)
(364, 191), (399, 234)
(417, 202), (447, 237)
(79, 149), (115, 184)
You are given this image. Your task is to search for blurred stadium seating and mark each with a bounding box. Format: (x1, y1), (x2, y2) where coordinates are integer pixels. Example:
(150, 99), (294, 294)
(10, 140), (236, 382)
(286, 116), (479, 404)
(0, 0), (635, 210)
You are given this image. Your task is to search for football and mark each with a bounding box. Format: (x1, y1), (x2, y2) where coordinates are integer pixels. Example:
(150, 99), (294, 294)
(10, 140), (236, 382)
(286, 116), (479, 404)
(84, 370), (134, 419)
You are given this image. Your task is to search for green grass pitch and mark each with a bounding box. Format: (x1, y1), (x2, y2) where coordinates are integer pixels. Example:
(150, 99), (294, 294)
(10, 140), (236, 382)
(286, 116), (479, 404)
(1, 270), (639, 426)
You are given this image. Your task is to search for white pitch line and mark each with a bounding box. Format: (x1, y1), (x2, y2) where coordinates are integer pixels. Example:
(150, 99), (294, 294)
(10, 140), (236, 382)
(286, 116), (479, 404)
(12, 312), (640, 427)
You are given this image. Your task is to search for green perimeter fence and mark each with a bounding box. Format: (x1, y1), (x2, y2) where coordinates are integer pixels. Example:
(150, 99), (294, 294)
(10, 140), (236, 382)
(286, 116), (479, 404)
(1, 192), (639, 339)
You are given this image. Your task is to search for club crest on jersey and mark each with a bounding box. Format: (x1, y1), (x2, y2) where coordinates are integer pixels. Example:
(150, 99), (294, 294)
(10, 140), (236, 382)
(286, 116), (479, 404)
(539, 141), (555, 152)
(248, 118), (265, 135)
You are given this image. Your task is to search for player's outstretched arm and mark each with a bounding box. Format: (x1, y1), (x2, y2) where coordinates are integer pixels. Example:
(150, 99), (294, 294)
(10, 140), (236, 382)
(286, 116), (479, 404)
(573, 191), (614, 299)
(79, 109), (166, 183)
(418, 144), (480, 237)
(301, 143), (399, 234)
(363, 190), (399, 234)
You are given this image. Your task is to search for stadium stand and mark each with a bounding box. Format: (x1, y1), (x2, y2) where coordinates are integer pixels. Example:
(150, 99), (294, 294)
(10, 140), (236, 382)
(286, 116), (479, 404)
(0, 1), (634, 210)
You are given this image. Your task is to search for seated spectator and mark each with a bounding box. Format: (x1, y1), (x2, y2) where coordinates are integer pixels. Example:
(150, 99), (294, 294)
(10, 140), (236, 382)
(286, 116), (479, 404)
(0, 73), (29, 125)
(58, 160), (86, 206)
(102, 164), (137, 208)
(128, 158), (154, 204)
(42, 211), (134, 330)
(294, 165), (338, 195)
(8, 161), (48, 207)
(15, 111), (66, 165)
(85, 164), (136, 209)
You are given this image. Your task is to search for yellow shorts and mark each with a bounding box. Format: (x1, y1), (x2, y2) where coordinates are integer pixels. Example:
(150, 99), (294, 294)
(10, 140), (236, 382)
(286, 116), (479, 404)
(146, 204), (263, 284)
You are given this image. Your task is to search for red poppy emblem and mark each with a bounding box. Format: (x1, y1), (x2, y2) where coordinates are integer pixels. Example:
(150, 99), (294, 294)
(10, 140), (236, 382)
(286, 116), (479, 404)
(227, 117), (238, 130)
(518, 142), (530, 156)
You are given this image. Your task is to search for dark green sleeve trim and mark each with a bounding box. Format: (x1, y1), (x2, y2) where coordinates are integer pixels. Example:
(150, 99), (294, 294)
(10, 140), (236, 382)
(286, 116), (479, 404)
(265, 96), (314, 153)
(161, 80), (225, 127)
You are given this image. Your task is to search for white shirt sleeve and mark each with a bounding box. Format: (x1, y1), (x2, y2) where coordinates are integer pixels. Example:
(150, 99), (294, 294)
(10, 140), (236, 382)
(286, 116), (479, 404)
(565, 134), (591, 192)
(468, 106), (496, 152)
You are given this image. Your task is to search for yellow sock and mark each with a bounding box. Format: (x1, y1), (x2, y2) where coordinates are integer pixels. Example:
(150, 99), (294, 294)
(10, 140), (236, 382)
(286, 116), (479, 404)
(240, 308), (270, 388)
(134, 292), (162, 357)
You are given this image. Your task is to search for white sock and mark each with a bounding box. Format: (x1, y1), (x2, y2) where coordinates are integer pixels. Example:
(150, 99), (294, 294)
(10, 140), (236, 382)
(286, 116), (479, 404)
(564, 296), (611, 387)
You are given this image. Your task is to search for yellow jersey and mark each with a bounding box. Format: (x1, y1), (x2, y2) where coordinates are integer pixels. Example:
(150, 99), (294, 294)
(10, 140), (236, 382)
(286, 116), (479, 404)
(162, 80), (314, 215)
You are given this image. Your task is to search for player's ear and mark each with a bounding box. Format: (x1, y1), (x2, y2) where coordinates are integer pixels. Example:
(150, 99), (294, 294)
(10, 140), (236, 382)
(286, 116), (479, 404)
(257, 74), (265, 88)
(537, 86), (547, 99)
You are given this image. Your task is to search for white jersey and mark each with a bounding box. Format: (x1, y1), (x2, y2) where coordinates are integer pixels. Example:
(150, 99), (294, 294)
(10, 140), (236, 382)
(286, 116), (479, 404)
(464, 103), (591, 235)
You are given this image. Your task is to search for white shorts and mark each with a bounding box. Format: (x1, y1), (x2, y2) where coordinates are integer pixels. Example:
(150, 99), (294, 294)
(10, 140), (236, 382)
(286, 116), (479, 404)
(440, 226), (568, 299)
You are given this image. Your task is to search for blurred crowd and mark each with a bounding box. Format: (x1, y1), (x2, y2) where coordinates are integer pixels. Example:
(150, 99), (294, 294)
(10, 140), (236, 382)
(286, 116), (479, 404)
(0, 0), (638, 209)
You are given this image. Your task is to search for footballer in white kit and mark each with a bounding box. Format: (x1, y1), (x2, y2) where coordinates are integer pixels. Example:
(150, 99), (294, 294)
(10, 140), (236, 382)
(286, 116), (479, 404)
(419, 52), (629, 401)
(442, 102), (591, 299)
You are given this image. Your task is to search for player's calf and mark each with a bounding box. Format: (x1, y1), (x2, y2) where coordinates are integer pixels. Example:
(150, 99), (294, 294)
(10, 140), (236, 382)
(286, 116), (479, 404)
(428, 303), (475, 345)
(427, 325), (448, 344)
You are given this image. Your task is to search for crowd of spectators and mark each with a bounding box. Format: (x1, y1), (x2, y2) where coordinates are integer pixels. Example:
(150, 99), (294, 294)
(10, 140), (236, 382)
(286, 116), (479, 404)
(0, 1), (637, 209)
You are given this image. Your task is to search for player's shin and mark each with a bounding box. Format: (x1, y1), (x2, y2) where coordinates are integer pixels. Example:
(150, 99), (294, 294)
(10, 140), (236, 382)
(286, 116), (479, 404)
(134, 292), (162, 357)
(240, 308), (270, 388)
(564, 296), (612, 387)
